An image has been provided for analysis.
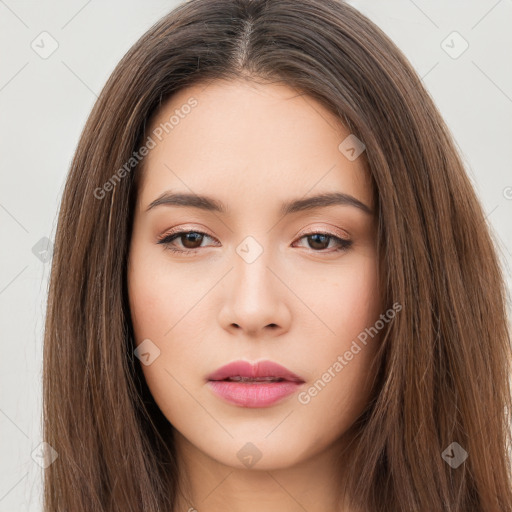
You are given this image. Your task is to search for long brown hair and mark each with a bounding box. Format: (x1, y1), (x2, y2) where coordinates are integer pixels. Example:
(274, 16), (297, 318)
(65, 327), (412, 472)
(43, 0), (512, 510)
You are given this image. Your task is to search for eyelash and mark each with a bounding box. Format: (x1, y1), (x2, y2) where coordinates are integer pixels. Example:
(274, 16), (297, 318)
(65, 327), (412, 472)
(157, 229), (353, 256)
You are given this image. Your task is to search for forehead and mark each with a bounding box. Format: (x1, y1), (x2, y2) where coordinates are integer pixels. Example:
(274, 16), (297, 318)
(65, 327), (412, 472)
(137, 79), (372, 212)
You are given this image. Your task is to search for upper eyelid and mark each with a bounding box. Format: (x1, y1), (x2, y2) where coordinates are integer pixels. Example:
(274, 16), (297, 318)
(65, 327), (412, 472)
(157, 228), (217, 243)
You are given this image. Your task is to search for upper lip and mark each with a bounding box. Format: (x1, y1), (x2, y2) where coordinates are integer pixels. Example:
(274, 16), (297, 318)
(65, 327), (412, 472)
(207, 360), (305, 383)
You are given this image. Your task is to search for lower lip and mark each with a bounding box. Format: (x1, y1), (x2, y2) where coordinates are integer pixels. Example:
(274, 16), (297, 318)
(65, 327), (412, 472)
(207, 380), (304, 407)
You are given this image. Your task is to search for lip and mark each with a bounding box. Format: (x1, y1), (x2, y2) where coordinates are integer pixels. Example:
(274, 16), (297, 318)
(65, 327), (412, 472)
(206, 360), (305, 408)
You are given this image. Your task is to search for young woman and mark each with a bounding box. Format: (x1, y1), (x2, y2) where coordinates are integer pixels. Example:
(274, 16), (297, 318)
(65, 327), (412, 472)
(43, 0), (512, 510)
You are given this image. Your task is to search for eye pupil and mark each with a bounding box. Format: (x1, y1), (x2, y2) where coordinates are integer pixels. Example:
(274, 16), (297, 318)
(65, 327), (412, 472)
(182, 232), (203, 248)
(308, 233), (329, 250)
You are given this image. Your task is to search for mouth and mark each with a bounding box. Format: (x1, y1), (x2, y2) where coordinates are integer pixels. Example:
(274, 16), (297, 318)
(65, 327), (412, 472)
(220, 376), (288, 382)
(206, 360), (305, 408)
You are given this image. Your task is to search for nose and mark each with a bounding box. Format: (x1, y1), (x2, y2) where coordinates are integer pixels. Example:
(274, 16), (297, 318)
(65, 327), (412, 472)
(217, 245), (292, 338)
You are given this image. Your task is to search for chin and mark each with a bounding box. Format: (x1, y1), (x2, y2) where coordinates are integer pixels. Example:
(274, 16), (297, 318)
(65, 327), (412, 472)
(198, 432), (318, 471)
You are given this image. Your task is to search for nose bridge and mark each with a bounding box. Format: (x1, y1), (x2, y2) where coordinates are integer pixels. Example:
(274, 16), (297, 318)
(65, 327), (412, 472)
(232, 233), (275, 301)
(220, 232), (290, 334)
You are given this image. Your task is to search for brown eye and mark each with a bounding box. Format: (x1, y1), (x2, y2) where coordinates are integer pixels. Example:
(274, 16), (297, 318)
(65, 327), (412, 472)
(157, 229), (220, 256)
(179, 232), (204, 249)
(306, 233), (330, 250)
(294, 232), (353, 253)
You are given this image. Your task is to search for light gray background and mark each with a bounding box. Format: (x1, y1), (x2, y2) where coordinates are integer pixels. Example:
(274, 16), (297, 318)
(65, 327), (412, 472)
(1, 0), (511, 510)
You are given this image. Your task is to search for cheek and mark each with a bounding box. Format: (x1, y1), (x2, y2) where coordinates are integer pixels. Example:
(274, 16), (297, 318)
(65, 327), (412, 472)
(303, 252), (381, 345)
(335, 263), (380, 337)
(127, 244), (206, 342)
(298, 255), (381, 409)
(128, 269), (203, 378)
(127, 245), (212, 399)
(127, 259), (204, 427)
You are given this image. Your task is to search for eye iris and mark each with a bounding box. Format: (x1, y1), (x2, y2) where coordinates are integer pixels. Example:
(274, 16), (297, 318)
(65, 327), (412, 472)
(308, 233), (329, 250)
(181, 232), (203, 249)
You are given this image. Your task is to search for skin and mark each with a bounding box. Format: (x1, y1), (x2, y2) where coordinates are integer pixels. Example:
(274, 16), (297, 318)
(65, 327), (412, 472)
(127, 78), (384, 512)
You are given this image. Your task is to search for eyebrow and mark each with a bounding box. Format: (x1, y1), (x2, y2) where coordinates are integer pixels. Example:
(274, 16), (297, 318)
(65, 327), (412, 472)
(145, 191), (373, 216)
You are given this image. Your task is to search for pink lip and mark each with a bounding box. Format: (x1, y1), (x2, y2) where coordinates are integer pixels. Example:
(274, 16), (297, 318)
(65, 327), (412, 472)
(206, 360), (305, 408)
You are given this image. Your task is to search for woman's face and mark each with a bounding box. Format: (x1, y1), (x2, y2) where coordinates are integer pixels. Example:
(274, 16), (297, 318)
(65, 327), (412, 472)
(127, 78), (383, 470)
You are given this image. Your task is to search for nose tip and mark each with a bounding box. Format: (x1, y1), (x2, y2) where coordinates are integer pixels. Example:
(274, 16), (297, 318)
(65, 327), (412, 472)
(219, 259), (292, 337)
